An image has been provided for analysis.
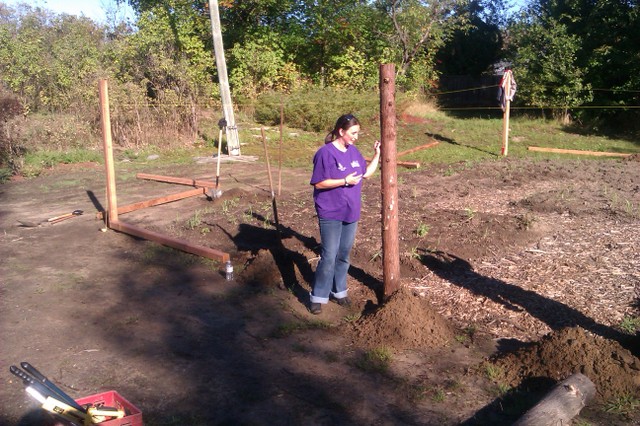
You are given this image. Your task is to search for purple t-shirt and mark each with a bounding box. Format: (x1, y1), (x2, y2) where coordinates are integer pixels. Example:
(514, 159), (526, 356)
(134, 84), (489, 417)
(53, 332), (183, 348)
(310, 143), (366, 222)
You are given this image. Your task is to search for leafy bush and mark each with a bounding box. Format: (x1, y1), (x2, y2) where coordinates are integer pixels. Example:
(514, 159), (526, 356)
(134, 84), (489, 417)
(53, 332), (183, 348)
(0, 89), (24, 173)
(254, 88), (382, 133)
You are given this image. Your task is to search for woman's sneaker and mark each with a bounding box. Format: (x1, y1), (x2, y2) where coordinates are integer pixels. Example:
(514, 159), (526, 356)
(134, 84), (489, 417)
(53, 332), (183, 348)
(309, 303), (322, 314)
(336, 297), (352, 307)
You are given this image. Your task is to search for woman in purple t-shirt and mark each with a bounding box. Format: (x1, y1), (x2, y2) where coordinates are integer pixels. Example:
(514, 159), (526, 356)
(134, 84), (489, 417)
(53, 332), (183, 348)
(308, 114), (381, 314)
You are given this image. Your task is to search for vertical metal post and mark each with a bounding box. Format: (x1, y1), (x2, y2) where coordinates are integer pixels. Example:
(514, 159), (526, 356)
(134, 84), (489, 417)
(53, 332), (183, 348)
(208, 0), (240, 155)
(379, 64), (400, 300)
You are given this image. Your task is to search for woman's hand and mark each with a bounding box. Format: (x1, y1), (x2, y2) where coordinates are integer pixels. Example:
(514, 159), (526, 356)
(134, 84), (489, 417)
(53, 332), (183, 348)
(345, 172), (363, 186)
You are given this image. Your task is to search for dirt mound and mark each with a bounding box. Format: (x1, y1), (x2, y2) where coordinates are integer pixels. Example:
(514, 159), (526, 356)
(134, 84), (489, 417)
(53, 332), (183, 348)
(351, 286), (456, 350)
(489, 327), (640, 401)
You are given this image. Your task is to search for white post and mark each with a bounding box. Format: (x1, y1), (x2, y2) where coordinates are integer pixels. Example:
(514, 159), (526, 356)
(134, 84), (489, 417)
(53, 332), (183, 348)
(208, 0), (240, 155)
(501, 70), (512, 157)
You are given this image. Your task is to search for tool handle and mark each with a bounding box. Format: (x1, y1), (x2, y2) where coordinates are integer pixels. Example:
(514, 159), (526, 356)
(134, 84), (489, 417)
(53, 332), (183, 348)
(10, 366), (58, 401)
(47, 212), (73, 222)
(47, 210), (83, 222)
(20, 362), (85, 413)
(10, 365), (36, 385)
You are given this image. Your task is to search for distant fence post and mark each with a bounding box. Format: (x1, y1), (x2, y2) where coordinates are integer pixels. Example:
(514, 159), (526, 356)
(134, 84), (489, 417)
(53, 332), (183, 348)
(501, 70), (513, 156)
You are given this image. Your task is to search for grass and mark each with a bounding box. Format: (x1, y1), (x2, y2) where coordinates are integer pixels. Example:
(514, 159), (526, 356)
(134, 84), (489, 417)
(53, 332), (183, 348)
(19, 148), (103, 177)
(355, 347), (393, 374)
(415, 223), (430, 237)
(604, 394), (640, 416)
(619, 316), (640, 334)
(271, 319), (332, 337)
(7, 105), (639, 178)
(484, 363), (503, 381)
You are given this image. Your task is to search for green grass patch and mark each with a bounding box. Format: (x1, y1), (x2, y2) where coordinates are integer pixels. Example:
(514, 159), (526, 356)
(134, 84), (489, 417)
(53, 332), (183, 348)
(604, 394), (640, 416)
(271, 319), (332, 337)
(619, 316), (640, 334)
(355, 347), (393, 374)
(395, 114), (639, 167)
(20, 148), (103, 177)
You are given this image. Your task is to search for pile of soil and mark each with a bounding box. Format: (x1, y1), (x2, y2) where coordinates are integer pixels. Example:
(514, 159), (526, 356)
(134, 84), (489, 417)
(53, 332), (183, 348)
(489, 327), (640, 401)
(351, 286), (456, 350)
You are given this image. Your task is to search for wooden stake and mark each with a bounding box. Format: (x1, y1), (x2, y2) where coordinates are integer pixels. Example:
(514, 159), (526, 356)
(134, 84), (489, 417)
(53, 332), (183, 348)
(96, 188), (206, 219)
(278, 100), (284, 197)
(136, 173), (216, 188)
(110, 221), (229, 263)
(99, 79), (118, 225)
(528, 146), (632, 157)
(380, 64), (401, 300)
(397, 141), (439, 158)
(501, 70), (512, 157)
(261, 127), (280, 229)
(365, 158), (420, 169)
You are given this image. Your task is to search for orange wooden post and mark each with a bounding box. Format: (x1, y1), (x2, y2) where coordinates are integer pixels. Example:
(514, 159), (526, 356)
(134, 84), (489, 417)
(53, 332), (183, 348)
(379, 64), (401, 300)
(99, 79), (118, 225)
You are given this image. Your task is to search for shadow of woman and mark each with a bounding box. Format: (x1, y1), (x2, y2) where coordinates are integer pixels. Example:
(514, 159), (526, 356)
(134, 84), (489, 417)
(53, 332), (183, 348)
(419, 249), (637, 356)
(217, 211), (384, 309)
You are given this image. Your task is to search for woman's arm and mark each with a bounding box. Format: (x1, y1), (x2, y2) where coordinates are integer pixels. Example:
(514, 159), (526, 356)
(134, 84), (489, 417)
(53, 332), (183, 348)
(314, 177), (350, 189)
(363, 140), (381, 179)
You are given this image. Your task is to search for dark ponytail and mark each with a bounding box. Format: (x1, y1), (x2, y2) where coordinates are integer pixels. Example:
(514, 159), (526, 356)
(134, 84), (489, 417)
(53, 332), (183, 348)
(324, 114), (360, 144)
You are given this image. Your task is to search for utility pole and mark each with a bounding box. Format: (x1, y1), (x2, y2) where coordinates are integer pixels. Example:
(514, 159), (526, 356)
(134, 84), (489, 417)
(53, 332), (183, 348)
(208, 0), (240, 155)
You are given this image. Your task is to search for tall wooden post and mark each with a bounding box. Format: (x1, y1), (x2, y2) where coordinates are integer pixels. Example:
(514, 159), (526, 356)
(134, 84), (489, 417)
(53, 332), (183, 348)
(99, 79), (118, 225)
(501, 70), (512, 157)
(379, 64), (400, 300)
(208, 0), (240, 155)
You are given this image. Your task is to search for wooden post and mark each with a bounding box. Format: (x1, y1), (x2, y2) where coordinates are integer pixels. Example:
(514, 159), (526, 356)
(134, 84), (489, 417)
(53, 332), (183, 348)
(501, 70), (512, 157)
(278, 100), (283, 197)
(379, 64), (401, 300)
(136, 173), (215, 188)
(99, 79), (118, 225)
(208, 0), (240, 155)
(261, 128), (279, 229)
(514, 373), (596, 426)
(527, 146), (633, 157)
(110, 221), (230, 263)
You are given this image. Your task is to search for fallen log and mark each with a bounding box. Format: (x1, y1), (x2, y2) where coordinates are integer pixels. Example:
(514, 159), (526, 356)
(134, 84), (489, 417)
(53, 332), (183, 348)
(513, 373), (596, 426)
(528, 146), (632, 158)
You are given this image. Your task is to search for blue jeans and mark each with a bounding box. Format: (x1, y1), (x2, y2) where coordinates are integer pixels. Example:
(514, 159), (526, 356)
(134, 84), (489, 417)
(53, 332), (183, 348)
(310, 218), (358, 304)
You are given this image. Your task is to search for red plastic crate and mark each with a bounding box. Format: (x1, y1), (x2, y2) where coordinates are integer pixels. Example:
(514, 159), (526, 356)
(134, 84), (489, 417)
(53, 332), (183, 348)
(75, 390), (143, 426)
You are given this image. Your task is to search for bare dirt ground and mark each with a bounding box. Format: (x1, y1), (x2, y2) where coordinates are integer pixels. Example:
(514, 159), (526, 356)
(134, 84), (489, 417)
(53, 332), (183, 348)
(1, 153), (639, 425)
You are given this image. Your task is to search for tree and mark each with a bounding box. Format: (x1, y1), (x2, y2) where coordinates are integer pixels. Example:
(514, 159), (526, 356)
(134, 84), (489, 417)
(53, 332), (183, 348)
(228, 34), (302, 99)
(507, 10), (592, 122)
(375, 0), (470, 84)
(0, 4), (104, 112)
(517, 0), (640, 126)
(436, 0), (507, 76)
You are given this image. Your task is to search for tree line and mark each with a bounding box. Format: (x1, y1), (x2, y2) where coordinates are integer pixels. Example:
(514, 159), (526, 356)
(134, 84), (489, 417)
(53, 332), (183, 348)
(0, 0), (638, 154)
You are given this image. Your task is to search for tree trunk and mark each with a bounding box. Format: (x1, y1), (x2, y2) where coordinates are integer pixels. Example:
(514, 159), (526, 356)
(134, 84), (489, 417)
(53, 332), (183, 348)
(514, 373), (596, 426)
